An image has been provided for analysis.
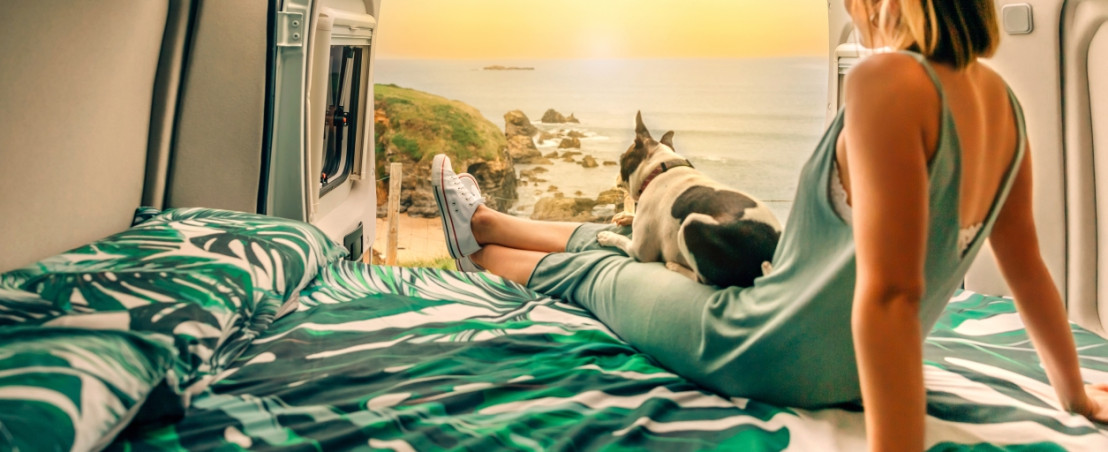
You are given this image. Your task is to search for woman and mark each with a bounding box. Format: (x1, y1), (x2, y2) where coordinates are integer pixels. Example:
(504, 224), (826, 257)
(430, 0), (1108, 449)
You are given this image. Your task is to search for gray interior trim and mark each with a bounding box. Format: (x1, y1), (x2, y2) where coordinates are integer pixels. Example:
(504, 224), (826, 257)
(267, 0), (312, 221)
(306, 13), (333, 220)
(166, 0), (268, 213)
(0, 0), (169, 272)
(144, 0), (194, 210)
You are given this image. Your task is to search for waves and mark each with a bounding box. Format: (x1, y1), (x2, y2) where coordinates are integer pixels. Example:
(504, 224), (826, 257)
(375, 58), (831, 222)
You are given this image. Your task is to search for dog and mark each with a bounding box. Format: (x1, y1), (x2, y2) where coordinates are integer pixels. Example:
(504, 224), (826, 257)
(596, 112), (782, 287)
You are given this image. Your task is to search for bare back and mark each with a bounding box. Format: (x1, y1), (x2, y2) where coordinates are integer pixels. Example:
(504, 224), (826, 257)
(835, 55), (1022, 229)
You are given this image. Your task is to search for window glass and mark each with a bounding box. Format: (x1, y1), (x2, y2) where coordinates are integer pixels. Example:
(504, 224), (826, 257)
(321, 45), (366, 195)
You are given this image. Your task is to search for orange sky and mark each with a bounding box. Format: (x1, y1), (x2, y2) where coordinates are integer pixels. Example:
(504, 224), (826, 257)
(375, 0), (829, 59)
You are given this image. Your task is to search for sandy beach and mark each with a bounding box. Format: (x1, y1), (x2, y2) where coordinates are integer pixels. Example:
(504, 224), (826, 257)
(372, 214), (449, 264)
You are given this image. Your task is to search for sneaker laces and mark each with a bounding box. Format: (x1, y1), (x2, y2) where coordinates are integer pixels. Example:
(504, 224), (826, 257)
(451, 176), (480, 204)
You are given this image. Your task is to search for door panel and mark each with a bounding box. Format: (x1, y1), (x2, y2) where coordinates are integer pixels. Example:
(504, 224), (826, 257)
(1065, 0), (1108, 336)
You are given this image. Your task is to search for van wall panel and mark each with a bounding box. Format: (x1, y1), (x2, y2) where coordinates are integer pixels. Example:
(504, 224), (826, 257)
(0, 1), (168, 271)
(166, 0), (268, 212)
(1089, 25), (1108, 332)
(1062, 0), (1108, 336)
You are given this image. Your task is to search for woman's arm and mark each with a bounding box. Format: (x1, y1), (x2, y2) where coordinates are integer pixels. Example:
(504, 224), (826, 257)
(987, 145), (1108, 420)
(843, 54), (940, 451)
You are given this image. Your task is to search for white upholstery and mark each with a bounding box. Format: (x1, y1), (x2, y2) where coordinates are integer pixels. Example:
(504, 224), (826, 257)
(1091, 27), (1108, 335)
(0, 0), (169, 272)
(1064, 0), (1108, 336)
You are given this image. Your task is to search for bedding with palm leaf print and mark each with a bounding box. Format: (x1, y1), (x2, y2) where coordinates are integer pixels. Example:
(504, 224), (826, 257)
(0, 207), (348, 391)
(109, 262), (1108, 451)
(0, 327), (181, 452)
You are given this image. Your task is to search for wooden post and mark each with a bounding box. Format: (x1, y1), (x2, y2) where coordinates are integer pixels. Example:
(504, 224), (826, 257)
(386, 162), (403, 266)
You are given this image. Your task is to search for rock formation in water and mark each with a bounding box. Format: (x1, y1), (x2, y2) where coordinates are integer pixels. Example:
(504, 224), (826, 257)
(503, 110), (545, 164)
(504, 110), (539, 137)
(531, 196), (597, 222)
(541, 109), (568, 123)
(530, 186), (626, 222)
(558, 137), (582, 149)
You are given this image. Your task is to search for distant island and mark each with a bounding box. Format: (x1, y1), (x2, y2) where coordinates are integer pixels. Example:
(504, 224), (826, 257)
(483, 65), (534, 71)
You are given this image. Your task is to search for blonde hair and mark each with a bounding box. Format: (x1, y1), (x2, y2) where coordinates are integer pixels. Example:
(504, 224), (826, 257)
(852, 0), (1000, 68)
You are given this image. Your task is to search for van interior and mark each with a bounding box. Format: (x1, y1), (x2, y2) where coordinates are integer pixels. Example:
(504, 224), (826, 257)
(1, 1), (1107, 450)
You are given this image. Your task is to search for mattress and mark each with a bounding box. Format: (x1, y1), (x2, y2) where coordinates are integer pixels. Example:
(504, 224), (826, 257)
(110, 262), (1108, 451)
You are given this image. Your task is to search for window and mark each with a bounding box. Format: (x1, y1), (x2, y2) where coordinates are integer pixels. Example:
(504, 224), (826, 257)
(321, 45), (366, 196)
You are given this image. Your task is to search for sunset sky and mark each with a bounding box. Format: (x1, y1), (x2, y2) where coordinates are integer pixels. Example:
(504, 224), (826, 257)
(375, 0), (829, 59)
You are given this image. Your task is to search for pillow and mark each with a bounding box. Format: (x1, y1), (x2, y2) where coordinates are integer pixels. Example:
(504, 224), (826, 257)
(0, 207), (347, 385)
(0, 327), (180, 452)
(0, 288), (63, 327)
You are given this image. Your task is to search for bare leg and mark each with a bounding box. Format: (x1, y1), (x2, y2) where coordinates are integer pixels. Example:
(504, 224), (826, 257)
(471, 205), (580, 253)
(470, 245), (548, 285)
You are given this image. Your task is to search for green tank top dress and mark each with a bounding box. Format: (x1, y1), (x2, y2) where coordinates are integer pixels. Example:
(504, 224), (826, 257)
(527, 52), (1028, 408)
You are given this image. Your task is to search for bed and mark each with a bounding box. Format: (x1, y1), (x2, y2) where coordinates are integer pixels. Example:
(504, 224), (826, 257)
(2, 208), (1107, 451)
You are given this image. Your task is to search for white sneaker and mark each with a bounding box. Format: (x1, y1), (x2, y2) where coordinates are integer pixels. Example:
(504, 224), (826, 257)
(432, 154), (484, 259)
(458, 173), (483, 200)
(454, 173), (486, 273)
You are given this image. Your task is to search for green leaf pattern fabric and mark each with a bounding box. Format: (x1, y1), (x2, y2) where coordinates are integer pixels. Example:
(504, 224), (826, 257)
(0, 327), (179, 452)
(110, 263), (1108, 451)
(0, 207), (348, 388)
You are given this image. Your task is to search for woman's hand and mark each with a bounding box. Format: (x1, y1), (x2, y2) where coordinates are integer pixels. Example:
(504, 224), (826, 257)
(1082, 384), (1108, 423)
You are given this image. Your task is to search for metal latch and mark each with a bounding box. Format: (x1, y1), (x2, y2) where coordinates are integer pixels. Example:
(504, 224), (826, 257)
(276, 11), (305, 47)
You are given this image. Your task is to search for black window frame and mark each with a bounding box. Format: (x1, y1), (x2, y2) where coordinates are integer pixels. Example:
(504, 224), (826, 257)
(320, 45), (365, 196)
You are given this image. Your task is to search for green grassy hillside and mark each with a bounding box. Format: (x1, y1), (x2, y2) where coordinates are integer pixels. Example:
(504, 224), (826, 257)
(372, 84), (518, 215)
(374, 83), (506, 165)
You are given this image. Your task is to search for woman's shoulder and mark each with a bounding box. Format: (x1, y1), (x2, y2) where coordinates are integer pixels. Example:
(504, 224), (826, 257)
(845, 53), (939, 103)
(844, 53), (941, 124)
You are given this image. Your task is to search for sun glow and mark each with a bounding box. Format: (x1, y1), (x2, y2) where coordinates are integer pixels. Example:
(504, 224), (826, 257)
(376, 0), (829, 59)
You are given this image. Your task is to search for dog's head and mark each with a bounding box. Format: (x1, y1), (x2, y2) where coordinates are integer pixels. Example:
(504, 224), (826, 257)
(618, 111), (677, 198)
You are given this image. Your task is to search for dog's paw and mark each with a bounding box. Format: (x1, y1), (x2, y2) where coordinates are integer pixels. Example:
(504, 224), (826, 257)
(761, 261), (774, 276)
(665, 262), (699, 281)
(612, 211), (635, 226)
(596, 231), (622, 247)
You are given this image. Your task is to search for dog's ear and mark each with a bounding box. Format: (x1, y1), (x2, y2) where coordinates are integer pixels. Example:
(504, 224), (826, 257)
(621, 137), (649, 183)
(635, 111), (653, 141)
(660, 131), (675, 149)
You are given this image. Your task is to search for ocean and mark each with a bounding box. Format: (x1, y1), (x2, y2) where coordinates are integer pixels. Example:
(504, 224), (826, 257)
(374, 58), (830, 223)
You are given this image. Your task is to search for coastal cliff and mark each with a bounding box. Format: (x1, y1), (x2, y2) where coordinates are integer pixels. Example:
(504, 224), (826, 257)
(374, 84), (518, 217)
(373, 84), (624, 223)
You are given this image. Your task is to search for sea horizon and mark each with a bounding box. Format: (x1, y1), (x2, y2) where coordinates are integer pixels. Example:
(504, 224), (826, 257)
(376, 55), (829, 61)
(374, 57), (831, 223)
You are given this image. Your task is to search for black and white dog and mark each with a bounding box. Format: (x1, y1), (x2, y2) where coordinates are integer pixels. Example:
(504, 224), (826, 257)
(597, 112), (782, 287)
